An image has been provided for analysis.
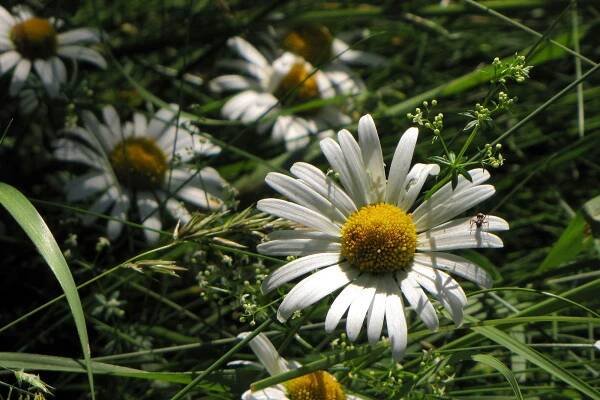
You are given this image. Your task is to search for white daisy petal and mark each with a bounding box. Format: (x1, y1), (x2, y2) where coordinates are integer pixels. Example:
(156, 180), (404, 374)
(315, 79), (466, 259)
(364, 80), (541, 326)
(147, 107), (178, 139)
(417, 229), (503, 251)
(57, 45), (107, 68)
(54, 138), (107, 169)
(137, 192), (162, 243)
(408, 265), (466, 327)
(107, 194), (130, 240)
(257, 198), (341, 237)
(81, 110), (117, 151)
(384, 277), (408, 360)
(265, 172), (346, 223)
(277, 264), (358, 322)
(222, 90), (259, 121)
(413, 185), (496, 232)
(102, 105), (122, 138)
(227, 37), (268, 67)
(332, 38), (386, 67)
(34, 59), (59, 97)
(216, 59), (268, 83)
(260, 253), (342, 293)
(325, 281), (364, 333)
(290, 162), (357, 216)
(0, 51), (21, 73)
(209, 74), (257, 93)
(133, 113), (147, 136)
(366, 277), (388, 344)
(346, 274), (377, 341)
(385, 127), (419, 204)
(358, 114), (386, 202)
(50, 57), (67, 83)
(239, 332), (289, 377)
(242, 387), (288, 400)
(164, 198), (191, 224)
(0, 37), (14, 51)
(82, 187), (118, 226)
(9, 58), (31, 95)
(65, 171), (112, 202)
(397, 163), (440, 211)
(398, 272), (439, 330)
(0, 6), (15, 27)
(57, 28), (99, 45)
(338, 129), (370, 206)
(320, 137), (363, 206)
(414, 252), (493, 289)
(257, 238), (341, 257)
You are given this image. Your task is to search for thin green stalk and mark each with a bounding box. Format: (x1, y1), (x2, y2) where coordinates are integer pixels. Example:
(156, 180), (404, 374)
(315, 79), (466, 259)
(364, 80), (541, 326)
(571, 1), (585, 137)
(0, 242), (178, 334)
(170, 318), (273, 399)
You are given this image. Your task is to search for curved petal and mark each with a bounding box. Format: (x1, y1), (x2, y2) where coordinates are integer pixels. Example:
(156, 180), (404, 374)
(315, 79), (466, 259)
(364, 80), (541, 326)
(57, 45), (106, 68)
(209, 74), (257, 93)
(338, 129), (370, 206)
(239, 332), (290, 377)
(414, 252), (493, 289)
(257, 198), (341, 237)
(384, 277), (408, 360)
(366, 277), (388, 344)
(358, 114), (386, 202)
(320, 137), (363, 206)
(397, 163), (440, 211)
(265, 172), (346, 224)
(257, 238), (340, 257)
(57, 28), (100, 45)
(227, 36), (268, 67)
(9, 58), (31, 95)
(385, 127), (418, 204)
(277, 264), (358, 322)
(260, 253), (342, 293)
(137, 192), (162, 243)
(0, 51), (20, 73)
(290, 162), (357, 217)
(398, 272), (439, 330)
(34, 59), (58, 97)
(346, 274), (377, 341)
(325, 280), (364, 333)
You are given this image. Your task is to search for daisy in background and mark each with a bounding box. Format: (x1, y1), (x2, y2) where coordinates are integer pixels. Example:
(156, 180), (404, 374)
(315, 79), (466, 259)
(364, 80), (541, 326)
(210, 37), (354, 151)
(0, 5), (106, 98)
(238, 332), (361, 400)
(55, 106), (227, 243)
(257, 114), (508, 360)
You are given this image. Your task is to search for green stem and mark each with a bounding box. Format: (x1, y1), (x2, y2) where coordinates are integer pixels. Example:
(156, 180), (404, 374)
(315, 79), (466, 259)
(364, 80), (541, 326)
(170, 318), (273, 399)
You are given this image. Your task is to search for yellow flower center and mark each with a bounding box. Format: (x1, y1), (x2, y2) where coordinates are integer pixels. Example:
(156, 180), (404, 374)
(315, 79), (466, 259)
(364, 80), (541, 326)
(10, 18), (57, 60)
(109, 138), (168, 191)
(285, 371), (346, 400)
(274, 62), (320, 107)
(341, 204), (417, 273)
(282, 25), (333, 65)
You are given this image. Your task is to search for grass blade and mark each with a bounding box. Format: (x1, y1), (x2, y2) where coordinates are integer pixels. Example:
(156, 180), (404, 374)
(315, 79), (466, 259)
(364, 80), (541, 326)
(472, 354), (523, 400)
(0, 183), (95, 399)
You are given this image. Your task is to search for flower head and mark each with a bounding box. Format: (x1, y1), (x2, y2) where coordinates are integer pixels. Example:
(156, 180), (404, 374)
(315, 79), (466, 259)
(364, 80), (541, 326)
(0, 6), (106, 97)
(257, 114), (508, 359)
(54, 106), (227, 243)
(210, 37), (360, 151)
(238, 332), (359, 400)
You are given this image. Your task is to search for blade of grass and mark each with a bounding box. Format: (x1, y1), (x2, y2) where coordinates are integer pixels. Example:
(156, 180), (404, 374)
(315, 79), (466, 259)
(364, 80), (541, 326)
(472, 354), (523, 400)
(0, 183), (95, 399)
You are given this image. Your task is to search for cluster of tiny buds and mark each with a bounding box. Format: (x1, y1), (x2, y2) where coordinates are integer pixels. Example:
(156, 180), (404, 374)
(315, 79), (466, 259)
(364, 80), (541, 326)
(330, 333), (356, 352)
(96, 236), (110, 253)
(493, 54), (532, 84)
(407, 100), (443, 136)
(483, 143), (504, 168)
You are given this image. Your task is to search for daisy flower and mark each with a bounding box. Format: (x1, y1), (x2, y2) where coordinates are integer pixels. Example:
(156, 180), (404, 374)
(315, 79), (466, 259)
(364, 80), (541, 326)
(239, 332), (360, 400)
(257, 114), (508, 360)
(0, 5), (106, 97)
(210, 37), (354, 151)
(55, 106), (226, 243)
(279, 24), (385, 68)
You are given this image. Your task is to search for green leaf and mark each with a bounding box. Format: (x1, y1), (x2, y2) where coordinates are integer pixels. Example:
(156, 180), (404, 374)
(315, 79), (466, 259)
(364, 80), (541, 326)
(0, 352), (192, 384)
(472, 354), (523, 400)
(472, 325), (600, 400)
(0, 183), (95, 398)
(538, 212), (588, 272)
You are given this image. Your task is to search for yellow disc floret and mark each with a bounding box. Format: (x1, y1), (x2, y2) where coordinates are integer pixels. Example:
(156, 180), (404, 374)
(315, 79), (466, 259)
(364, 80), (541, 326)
(285, 370), (346, 400)
(109, 138), (168, 191)
(283, 25), (333, 65)
(10, 18), (57, 60)
(341, 203), (417, 273)
(275, 62), (320, 106)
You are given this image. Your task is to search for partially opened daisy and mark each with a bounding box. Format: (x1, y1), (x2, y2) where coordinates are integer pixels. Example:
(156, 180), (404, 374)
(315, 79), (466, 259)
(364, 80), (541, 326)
(257, 114), (508, 360)
(55, 106), (226, 243)
(210, 37), (353, 151)
(0, 5), (106, 97)
(239, 332), (360, 400)
(279, 24), (385, 68)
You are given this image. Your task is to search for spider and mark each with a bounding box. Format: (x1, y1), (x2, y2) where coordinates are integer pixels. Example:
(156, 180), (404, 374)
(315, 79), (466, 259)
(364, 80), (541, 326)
(470, 212), (489, 231)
